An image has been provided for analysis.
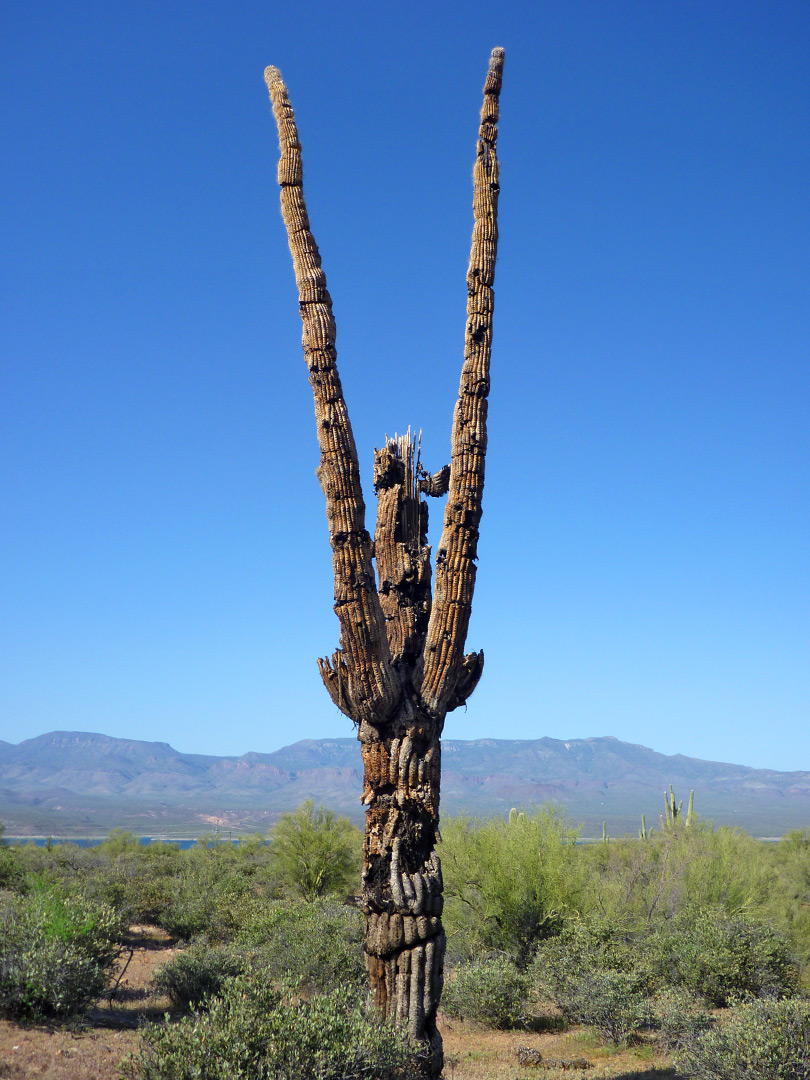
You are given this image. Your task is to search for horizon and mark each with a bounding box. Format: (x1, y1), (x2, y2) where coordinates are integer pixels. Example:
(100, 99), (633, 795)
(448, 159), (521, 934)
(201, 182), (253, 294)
(4, 727), (809, 777)
(3, 3), (808, 772)
(3, 725), (808, 840)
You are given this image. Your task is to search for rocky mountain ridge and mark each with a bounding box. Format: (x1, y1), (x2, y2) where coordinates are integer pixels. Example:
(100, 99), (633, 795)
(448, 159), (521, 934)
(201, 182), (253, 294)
(1, 730), (808, 837)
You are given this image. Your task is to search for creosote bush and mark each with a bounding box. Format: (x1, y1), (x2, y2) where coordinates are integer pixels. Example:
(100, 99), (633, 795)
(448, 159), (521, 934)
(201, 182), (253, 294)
(648, 987), (714, 1051)
(0, 838), (24, 891)
(236, 898), (366, 994)
(649, 908), (798, 1006)
(529, 907), (798, 1043)
(441, 957), (528, 1029)
(133, 974), (422, 1080)
(151, 944), (250, 1011)
(0, 889), (122, 1018)
(675, 997), (810, 1080)
(530, 919), (652, 1045)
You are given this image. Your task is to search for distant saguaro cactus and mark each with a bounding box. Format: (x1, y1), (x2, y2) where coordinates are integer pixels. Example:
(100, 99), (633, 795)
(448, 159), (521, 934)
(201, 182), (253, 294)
(662, 785), (695, 828)
(264, 49), (505, 1074)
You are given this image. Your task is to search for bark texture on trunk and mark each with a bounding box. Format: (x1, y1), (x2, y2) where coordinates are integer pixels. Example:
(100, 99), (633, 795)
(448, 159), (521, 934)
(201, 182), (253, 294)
(264, 49), (504, 1077)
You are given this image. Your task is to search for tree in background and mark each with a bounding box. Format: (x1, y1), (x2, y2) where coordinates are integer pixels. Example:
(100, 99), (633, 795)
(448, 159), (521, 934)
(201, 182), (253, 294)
(441, 807), (583, 964)
(268, 801), (359, 901)
(264, 48), (505, 1072)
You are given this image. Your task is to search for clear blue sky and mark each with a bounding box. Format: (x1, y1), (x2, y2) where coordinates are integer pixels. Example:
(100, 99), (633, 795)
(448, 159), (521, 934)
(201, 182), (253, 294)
(2, 2), (808, 771)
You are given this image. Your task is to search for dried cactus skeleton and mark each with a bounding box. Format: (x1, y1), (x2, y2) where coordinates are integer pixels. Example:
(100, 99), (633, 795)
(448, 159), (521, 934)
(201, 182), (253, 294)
(264, 48), (504, 1073)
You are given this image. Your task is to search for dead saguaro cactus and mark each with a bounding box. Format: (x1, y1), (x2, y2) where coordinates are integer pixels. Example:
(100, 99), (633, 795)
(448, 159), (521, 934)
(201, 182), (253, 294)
(264, 48), (504, 1074)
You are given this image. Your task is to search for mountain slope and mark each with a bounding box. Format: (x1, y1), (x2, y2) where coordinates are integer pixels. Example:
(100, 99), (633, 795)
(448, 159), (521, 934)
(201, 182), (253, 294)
(1, 731), (808, 837)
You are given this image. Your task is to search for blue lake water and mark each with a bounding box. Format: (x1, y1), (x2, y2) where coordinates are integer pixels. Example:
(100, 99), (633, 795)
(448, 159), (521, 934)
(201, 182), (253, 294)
(3, 836), (243, 849)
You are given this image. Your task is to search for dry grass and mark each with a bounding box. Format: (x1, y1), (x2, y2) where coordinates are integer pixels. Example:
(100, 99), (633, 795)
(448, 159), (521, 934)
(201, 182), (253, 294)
(440, 1015), (684, 1080)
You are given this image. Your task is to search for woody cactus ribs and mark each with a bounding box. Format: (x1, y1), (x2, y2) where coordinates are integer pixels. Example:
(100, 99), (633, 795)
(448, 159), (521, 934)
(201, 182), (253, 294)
(264, 48), (504, 1075)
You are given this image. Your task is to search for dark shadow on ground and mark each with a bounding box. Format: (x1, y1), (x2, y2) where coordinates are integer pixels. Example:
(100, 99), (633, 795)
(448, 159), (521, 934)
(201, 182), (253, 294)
(84, 1002), (168, 1029)
(120, 925), (174, 950)
(523, 1012), (567, 1033)
(609, 1070), (683, 1080)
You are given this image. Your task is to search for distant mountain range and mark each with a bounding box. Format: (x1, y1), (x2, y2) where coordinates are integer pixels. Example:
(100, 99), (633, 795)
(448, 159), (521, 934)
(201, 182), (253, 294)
(1, 731), (808, 838)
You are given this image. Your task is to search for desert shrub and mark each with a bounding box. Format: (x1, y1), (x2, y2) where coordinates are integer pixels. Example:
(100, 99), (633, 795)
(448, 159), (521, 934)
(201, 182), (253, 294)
(5, 837), (184, 929)
(86, 845), (184, 926)
(581, 822), (779, 930)
(531, 917), (641, 980)
(0, 844), (24, 890)
(159, 878), (250, 942)
(267, 801), (361, 901)
(530, 919), (651, 1044)
(151, 944), (250, 1011)
(21, 883), (122, 965)
(120, 867), (179, 925)
(648, 987), (713, 1051)
(544, 966), (649, 1045)
(649, 909), (798, 1006)
(134, 975), (421, 1080)
(441, 807), (583, 963)
(0, 889), (122, 1018)
(442, 956), (528, 1028)
(675, 997), (810, 1080)
(98, 829), (143, 856)
(766, 830), (810, 983)
(158, 850), (258, 943)
(238, 898), (366, 994)
(0, 929), (104, 1019)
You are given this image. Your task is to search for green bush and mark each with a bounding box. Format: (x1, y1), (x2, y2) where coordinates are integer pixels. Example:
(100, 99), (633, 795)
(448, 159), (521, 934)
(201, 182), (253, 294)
(238, 898), (366, 994)
(580, 822), (780, 930)
(441, 807), (583, 963)
(134, 975), (422, 1080)
(87, 847), (182, 927)
(442, 957), (528, 1028)
(0, 890), (122, 1018)
(4, 836), (187, 930)
(649, 909), (798, 1006)
(267, 801), (361, 901)
(0, 842), (24, 890)
(675, 997), (810, 1080)
(648, 987), (713, 1051)
(155, 846), (261, 943)
(151, 944), (250, 1010)
(764, 831), (810, 984)
(531, 919), (651, 1044)
(531, 917), (642, 982)
(546, 966), (650, 1045)
(160, 876), (254, 943)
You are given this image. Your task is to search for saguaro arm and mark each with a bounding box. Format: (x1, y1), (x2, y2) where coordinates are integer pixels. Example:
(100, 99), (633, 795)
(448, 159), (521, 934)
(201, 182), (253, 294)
(416, 48), (504, 717)
(264, 67), (399, 726)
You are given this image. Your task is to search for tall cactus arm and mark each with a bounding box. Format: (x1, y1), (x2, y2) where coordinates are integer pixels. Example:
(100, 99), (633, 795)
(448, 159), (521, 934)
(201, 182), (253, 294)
(264, 67), (399, 725)
(417, 48), (504, 716)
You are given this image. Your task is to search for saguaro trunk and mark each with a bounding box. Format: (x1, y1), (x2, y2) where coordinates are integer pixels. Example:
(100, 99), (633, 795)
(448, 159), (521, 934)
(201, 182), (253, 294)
(264, 48), (504, 1075)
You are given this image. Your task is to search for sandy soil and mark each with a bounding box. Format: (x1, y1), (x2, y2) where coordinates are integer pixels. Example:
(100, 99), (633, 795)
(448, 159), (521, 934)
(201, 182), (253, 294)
(0, 929), (682, 1079)
(442, 1017), (682, 1078)
(0, 926), (175, 1080)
